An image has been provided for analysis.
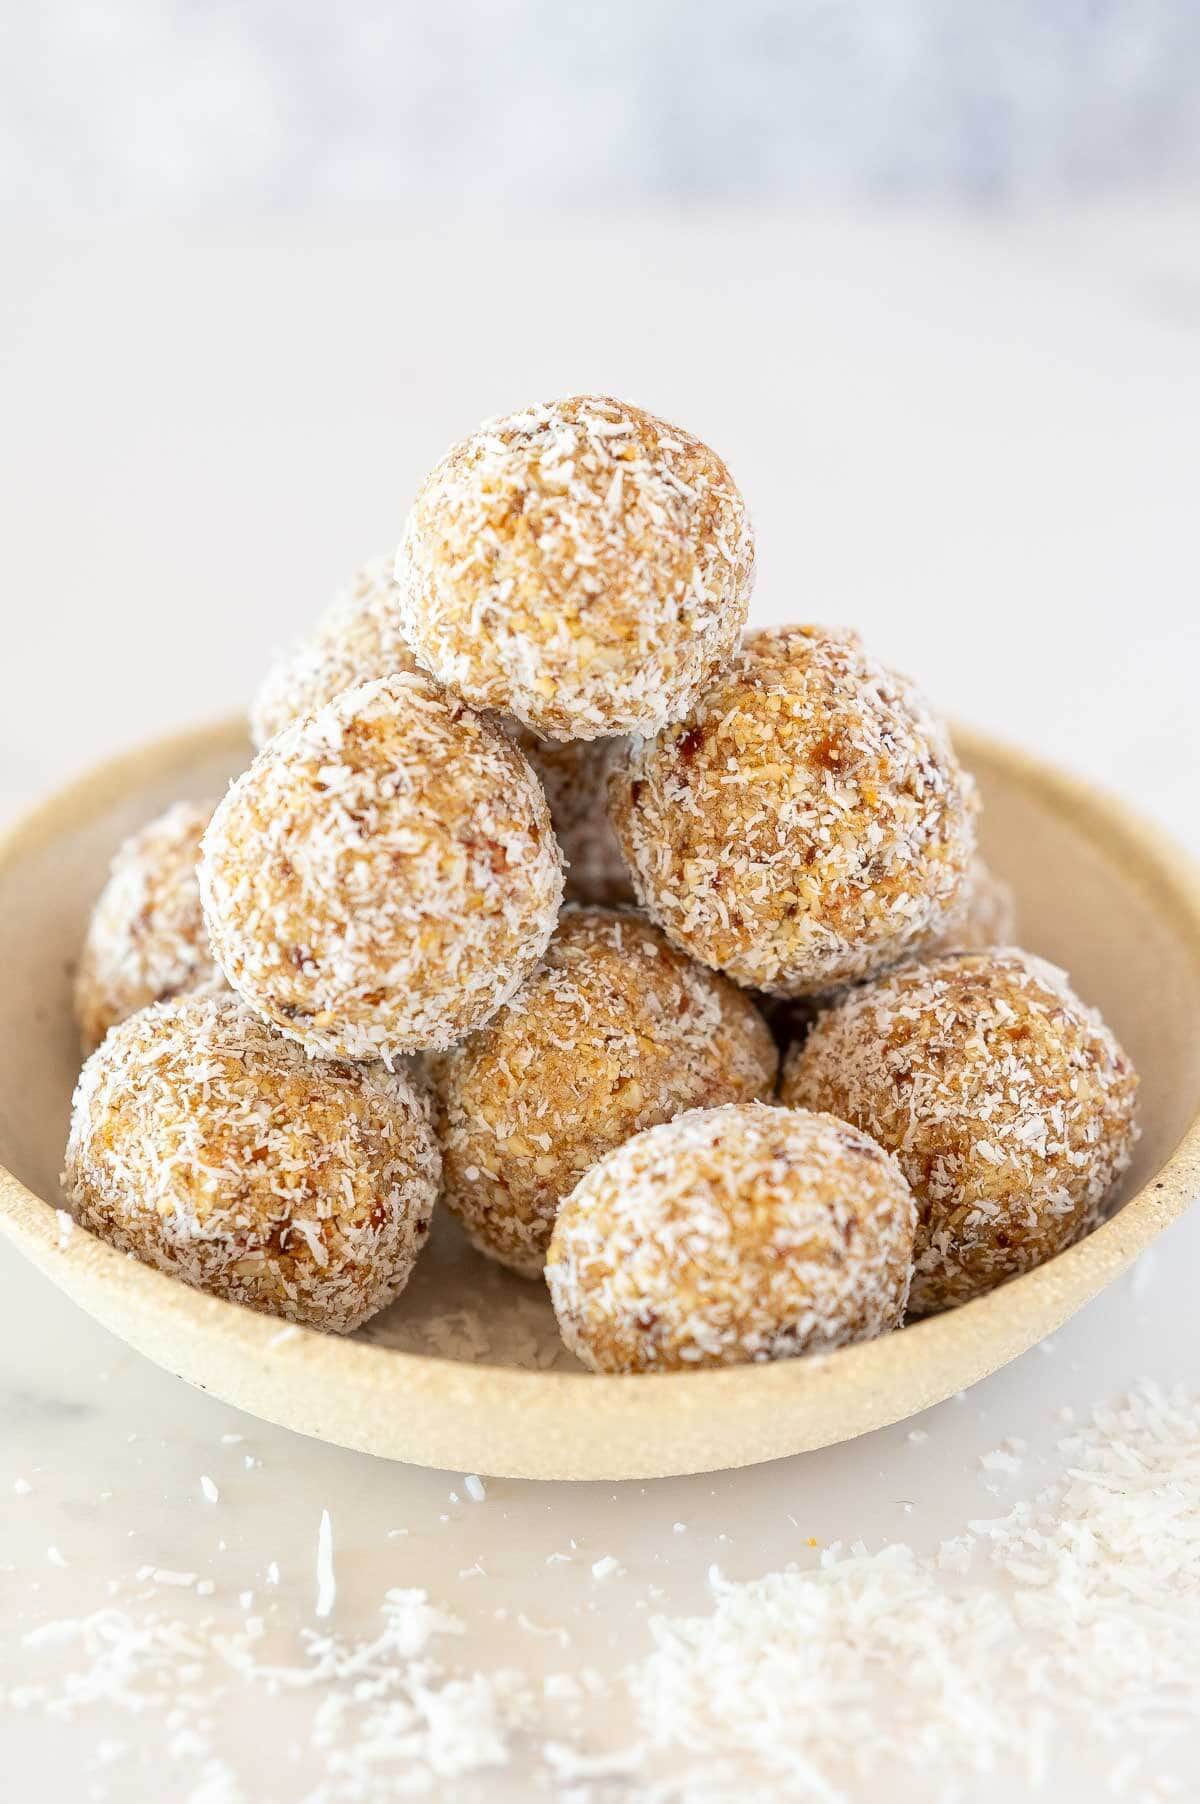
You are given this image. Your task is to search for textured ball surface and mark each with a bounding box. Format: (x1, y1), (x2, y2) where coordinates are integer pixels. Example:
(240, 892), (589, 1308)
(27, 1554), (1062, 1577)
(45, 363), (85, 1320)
(394, 395), (755, 740)
(433, 908), (778, 1276)
(63, 995), (440, 1333)
(609, 625), (978, 996)
(780, 948), (1139, 1315)
(512, 732), (633, 907)
(201, 673), (563, 1061)
(75, 800), (225, 1053)
(250, 557), (421, 750)
(546, 1101), (916, 1372)
(757, 855), (1016, 1056)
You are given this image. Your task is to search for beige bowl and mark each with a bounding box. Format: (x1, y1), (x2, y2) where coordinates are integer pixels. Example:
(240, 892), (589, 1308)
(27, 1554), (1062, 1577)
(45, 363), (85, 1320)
(1, 719), (1198, 1479)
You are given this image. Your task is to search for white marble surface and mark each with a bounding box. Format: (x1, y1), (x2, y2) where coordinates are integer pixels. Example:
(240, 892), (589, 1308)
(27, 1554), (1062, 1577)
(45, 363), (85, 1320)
(1, 204), (1199, 1800)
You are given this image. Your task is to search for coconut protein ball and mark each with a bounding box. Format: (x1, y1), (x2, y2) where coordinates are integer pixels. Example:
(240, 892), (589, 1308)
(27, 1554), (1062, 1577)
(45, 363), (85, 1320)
(201, 672), (563, 1062)
(75, 800), (226, 1053)
(608, 625), (978, 997)
(394, 395), (755, 741)
(250, 557), (421, 751)
(433, 907), (778, 1276)
(546, 1101), (917, 1373)
(63, 995), (440, 1333)
(781, 948), (1139, 1315)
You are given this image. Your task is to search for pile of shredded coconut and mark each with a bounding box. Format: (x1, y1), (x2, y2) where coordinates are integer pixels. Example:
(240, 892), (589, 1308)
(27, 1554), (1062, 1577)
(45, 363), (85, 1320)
(633, 1378), (1200, 1801)
(6, 1381), (1199, 1801)
(394, 395), (755, 740)
(6, 1584), (532, 1801)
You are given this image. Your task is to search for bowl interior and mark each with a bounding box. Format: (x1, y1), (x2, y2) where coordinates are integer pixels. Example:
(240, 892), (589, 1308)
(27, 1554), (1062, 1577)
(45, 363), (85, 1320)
(1, 720), (1198, 1477)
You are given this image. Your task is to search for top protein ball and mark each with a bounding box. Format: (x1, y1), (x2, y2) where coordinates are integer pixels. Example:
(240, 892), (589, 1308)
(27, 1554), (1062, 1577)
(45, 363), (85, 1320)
(250, 557), (421, 750)
(393, 395), (755, 740)
(608, 625), (978, 997)
(201, 672), (563, 1062)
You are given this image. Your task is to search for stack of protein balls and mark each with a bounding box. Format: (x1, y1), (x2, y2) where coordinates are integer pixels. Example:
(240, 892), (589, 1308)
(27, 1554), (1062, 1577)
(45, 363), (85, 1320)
(64, 396), (1139, 1372)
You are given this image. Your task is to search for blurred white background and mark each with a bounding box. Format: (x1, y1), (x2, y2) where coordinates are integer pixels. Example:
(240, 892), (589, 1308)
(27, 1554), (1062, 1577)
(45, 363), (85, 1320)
(7, 0), (1200, 216)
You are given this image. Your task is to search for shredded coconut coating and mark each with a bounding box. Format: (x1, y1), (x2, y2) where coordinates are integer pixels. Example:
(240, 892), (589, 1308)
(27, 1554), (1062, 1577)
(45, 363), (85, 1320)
(75, 801), (226, 1053)
(781, 948), (1139, 1316)
(394, 395), (755, 741)
(201, 673), (563, 1062)
(757, 855), (1016, 1055)
(608, 625), (979, 996)
(250, 557), (422, 750)
(546, 1101), (916, 1372)
(432, 908), (778, 1277)
(510, 731), (633, 907)
(62, 995), (440, 1334)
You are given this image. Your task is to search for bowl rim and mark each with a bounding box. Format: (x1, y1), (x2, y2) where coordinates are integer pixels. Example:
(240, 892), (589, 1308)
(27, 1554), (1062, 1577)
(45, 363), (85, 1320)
(2, 714), (1199, 1479)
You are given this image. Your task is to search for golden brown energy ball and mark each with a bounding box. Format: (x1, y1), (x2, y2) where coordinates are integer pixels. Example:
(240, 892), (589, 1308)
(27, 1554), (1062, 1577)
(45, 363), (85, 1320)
(608, 625), (978, 997)
(62, 995), (440, 1333)
(75, 801), (226, 1053)
(250, 557), (421, 750)
(394, 395), (755, 741)
(432, 908), (778, 1276)
(511, 732), (634, 907)
(780, 948), (1139, 1315)
(201, 672), (563, 1062)
(546, 1101), (916, 1373)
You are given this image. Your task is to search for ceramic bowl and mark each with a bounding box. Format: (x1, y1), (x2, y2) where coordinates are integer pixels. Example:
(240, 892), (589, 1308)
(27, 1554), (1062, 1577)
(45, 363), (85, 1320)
(1, 719), (1197, 1479)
